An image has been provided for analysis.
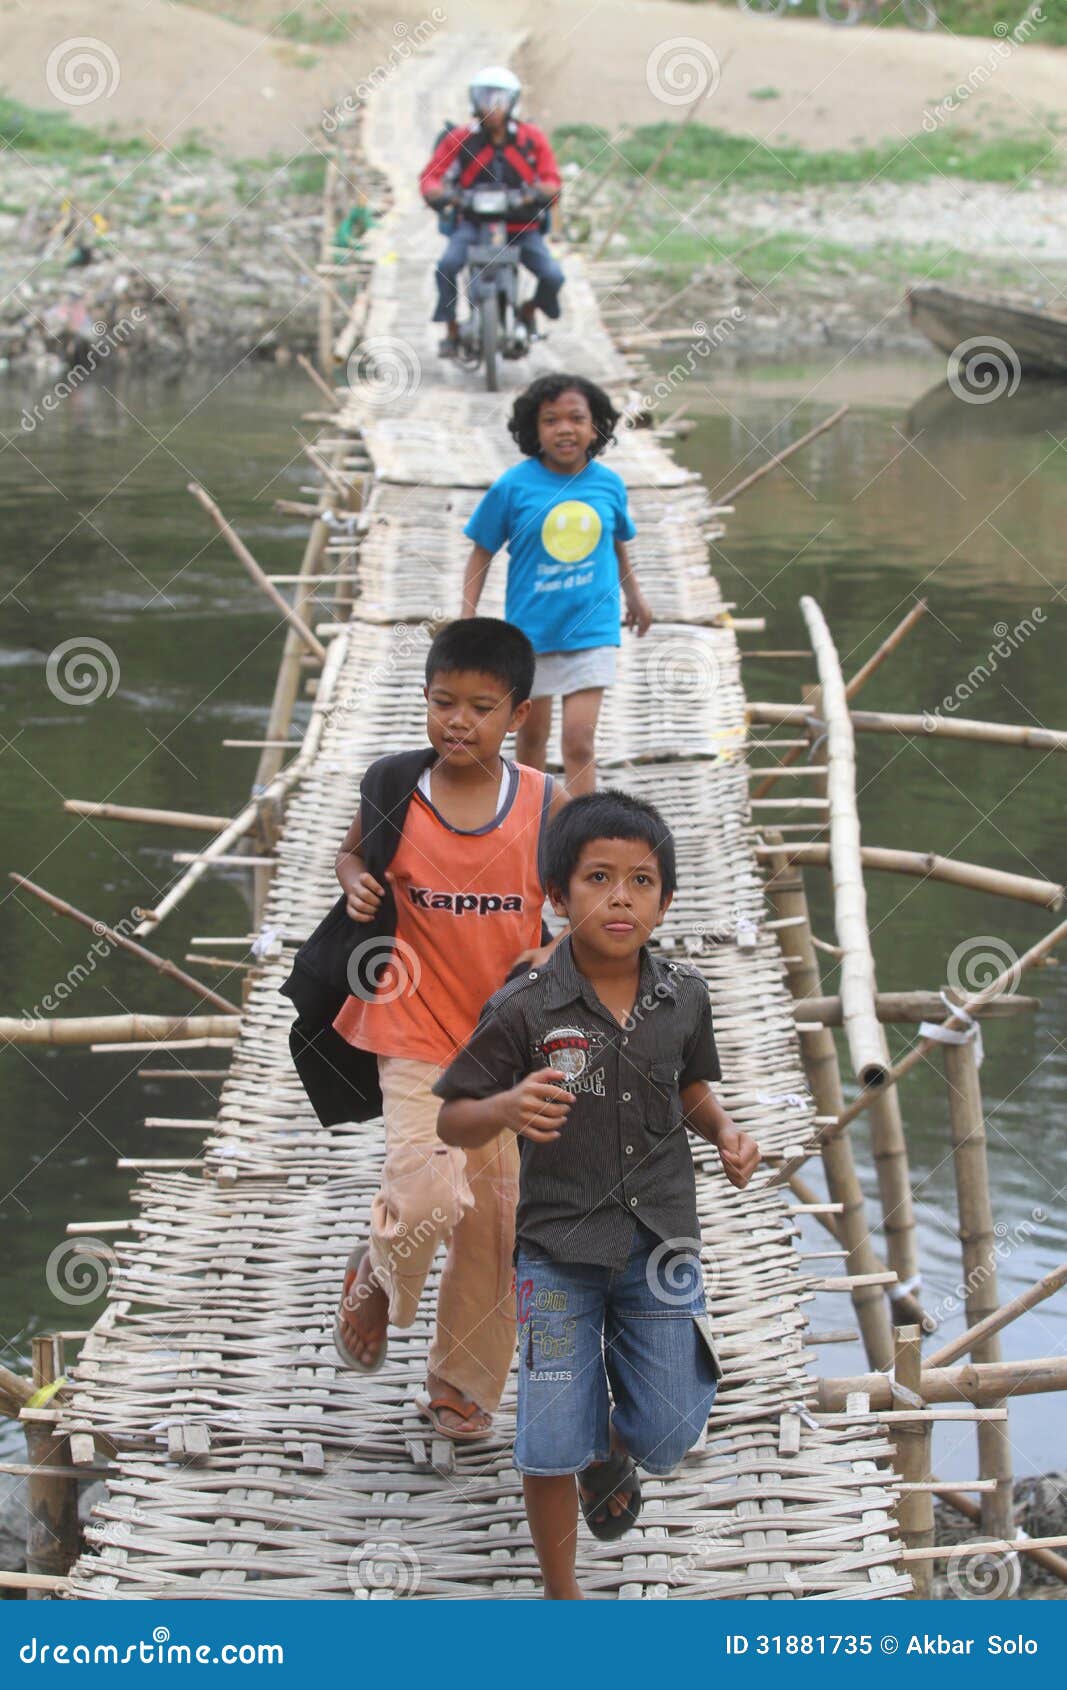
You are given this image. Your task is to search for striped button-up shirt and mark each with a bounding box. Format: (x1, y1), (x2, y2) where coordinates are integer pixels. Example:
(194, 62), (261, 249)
(433, 935), (720, 1268)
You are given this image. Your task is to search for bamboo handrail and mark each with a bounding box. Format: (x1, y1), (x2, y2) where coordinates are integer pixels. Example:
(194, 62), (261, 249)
(0, 1014), (240, 1046)
(755, 843), (1063, 912)
(793, 991), (1038, 1025)
(818, 1355), (1067, 1411)
(800, 597), (886, 1088)
(748, 701), (1067, 750)
(63, 800), (232, 832)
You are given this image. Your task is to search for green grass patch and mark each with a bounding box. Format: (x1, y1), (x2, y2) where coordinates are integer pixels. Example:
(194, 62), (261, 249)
(555, 119), (1062, 190)
(0, 97), (211, 162)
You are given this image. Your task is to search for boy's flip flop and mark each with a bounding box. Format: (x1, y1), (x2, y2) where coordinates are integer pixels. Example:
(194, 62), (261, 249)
(333, 1244), (388, 1374)
(579, 1450), (642, 1541)
(413, 1389), (493, 1443)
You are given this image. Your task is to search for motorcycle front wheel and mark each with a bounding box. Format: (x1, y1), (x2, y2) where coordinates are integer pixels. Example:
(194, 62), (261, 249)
(481, 294), (499, 393)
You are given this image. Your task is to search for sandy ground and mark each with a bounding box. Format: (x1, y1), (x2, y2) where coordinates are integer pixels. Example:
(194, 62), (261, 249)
(2, 0), (1065, 158)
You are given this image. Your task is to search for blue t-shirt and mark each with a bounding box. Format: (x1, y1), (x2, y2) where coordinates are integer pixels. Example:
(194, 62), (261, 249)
(464, 457), (637, 655)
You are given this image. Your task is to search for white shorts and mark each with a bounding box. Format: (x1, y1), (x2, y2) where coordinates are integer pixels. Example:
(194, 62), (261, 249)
(531, 645), (617, 701)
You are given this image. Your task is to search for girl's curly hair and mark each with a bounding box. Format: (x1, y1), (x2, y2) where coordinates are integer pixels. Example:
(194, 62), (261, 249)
(507, 373), (621, 460)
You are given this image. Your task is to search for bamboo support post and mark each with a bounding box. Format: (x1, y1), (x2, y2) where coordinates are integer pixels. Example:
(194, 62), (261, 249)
(718, 404), (850, 507)
(24, 1336), (78, 1596)
(756, 844), (1061, 911)
(799, 604), (885, 1088)
(763, 834), (895, 1366)
(891, 1326), (933, 1598)
(187, 483), (327, 663)
(8, 874), (240, 1013)
(63, 800), (232, 832)
(944, 1036), (1014, 1553)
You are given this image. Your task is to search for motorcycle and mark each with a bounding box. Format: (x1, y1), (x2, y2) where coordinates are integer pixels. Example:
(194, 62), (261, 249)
(448, 184), (548, 392)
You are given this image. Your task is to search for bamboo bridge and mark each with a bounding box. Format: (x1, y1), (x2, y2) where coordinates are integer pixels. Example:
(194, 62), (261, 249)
(13, 32), (1065, 1601)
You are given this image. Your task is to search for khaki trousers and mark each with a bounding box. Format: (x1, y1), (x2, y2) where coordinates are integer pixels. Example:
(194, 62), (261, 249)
(368, 1055), (519, 1411)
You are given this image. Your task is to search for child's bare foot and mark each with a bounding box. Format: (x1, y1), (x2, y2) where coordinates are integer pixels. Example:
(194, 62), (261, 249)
(337, 1248), (388, 1367)
(543, 1581), (585, 1600)
(422, 1371), (492, 1437)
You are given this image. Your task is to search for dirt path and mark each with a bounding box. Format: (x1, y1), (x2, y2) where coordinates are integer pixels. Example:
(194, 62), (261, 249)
(2, 0), (1064, 158)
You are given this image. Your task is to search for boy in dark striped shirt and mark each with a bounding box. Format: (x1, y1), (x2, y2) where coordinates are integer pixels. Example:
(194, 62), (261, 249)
(436, 790), (760, 1599)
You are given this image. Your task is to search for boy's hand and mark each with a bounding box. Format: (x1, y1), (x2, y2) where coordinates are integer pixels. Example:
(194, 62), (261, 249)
(511, 939), (558, 972)
(624, 588), (653, 637)
(717, 1124), (761, 1190)
(345, 870), (386, 923)
(501, 1068), (573, 1143)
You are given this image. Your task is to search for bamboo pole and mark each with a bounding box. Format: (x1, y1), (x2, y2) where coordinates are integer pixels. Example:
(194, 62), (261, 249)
(794, 992), (1037, 1026)
(891, 1326), (933, 1598)
(593, 91), (709, 260)
(187, 484), (327, 663)
(824, 912), (1067, 1141)
(0, 1013), (240, 1046)
(717, 405), (849, 507)
(799, 685), (922, 1321)
(754, 843), (1063, 911)
(297, 352), (341, 409)
(8, 875), (240, 1014)
(763, 837), (896, 1365)
(938, 1485), (1067, 1586)
(798, 607), (885, 1088)
(24, 1336), (78, 1597)
(818, 1355), (1067, 1411)
(134, 631), (347, 935)
(63, 801), (232, 832)
(750, 701), (1067, 751)
(0, 1363), (33, 1420)
(944, 1036), (1014, 1551)
(926, 1261), (1067, 1369)
(318, 157), (339, 375)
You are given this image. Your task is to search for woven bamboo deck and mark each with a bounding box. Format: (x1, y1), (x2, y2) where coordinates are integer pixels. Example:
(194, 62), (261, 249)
(55, 34), (908, 1600)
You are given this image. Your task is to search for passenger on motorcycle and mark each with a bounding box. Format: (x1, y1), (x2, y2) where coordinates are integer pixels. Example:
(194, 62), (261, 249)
(419, 66), (565, 358)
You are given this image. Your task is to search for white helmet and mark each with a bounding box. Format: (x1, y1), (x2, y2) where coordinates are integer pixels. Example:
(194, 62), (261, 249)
(469, 66), (521, 119)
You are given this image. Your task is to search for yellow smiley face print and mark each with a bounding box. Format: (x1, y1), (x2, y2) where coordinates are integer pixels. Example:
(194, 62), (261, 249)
(541, 500), (602, 566)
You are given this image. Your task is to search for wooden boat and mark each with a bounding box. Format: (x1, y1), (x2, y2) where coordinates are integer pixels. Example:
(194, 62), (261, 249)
(908, 284), (1067, 378)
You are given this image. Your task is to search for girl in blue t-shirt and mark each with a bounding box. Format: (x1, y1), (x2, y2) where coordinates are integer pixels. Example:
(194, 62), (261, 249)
(461, 373), (653, 795)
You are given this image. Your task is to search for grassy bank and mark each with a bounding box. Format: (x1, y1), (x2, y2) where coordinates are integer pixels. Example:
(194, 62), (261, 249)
(676, 0), (1067, 49)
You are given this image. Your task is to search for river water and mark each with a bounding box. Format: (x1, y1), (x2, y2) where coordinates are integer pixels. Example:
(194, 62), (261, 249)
(0, 356), (1064, 1486)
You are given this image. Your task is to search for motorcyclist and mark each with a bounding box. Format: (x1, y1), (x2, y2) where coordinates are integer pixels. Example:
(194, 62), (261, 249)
(419, 66), (564, 358)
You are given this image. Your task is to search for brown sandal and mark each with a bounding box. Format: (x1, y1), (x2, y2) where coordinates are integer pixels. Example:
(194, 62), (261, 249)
(414, 1389), (492, 1443)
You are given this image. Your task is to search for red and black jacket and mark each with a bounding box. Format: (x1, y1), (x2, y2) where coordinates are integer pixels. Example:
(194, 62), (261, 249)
(419, 118), (561, 233)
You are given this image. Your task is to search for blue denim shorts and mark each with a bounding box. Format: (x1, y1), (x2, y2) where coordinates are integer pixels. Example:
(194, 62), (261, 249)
(514, 1227), (721, 1477)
